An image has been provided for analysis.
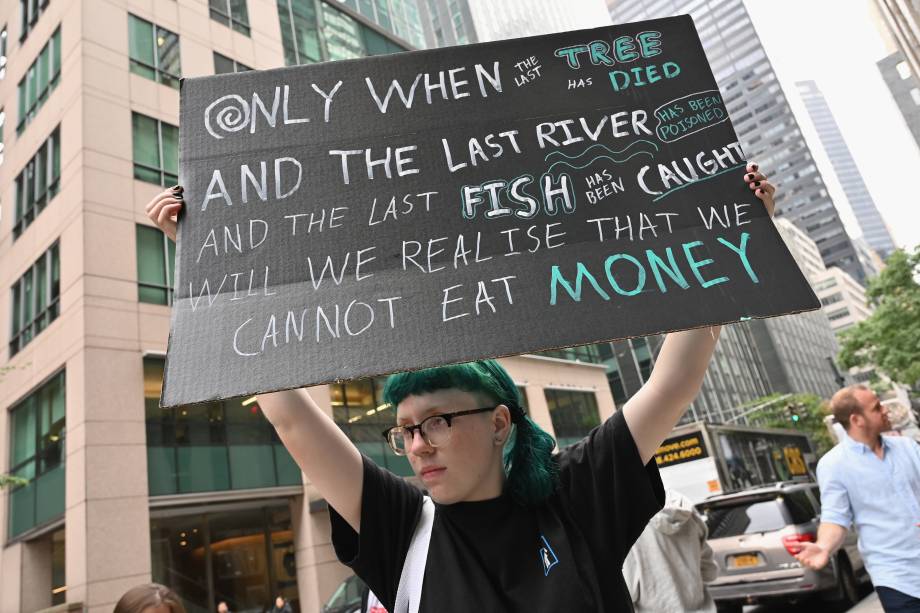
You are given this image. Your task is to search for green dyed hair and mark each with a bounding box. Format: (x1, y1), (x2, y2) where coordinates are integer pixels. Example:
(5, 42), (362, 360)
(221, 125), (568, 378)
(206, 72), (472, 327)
(383, 360), (558, 506)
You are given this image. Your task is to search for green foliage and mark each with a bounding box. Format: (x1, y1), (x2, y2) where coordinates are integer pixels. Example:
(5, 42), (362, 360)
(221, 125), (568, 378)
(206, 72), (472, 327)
(747, 393), (835, 457)
(0, 474), (28, 489)
(838, 248), (920, 389)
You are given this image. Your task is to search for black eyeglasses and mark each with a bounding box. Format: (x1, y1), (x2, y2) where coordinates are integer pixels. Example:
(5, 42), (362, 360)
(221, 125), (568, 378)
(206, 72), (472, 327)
(381, 406), (499, 456)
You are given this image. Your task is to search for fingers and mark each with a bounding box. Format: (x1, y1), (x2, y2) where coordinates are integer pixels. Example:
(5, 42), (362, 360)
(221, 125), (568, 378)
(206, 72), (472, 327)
(145, 186), (184, 214)
(743, 163), (776, 218)
(147, 197), (184, 226)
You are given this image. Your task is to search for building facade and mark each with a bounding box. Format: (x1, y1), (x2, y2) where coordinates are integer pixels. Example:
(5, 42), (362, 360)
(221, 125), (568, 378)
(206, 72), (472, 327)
(795, 80), (896, 259)
(418, 0), (610, 48)
(812, 267), (873, 335)
(0, 2), (617, 612)
(608, 0), (872, 284)
(878, 50), (920, 150)
(873, 0), (920, 86)
(775, 218), (874, 335)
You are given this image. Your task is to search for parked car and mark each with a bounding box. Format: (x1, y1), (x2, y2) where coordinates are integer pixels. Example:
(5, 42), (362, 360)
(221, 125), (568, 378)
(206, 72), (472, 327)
(322, 574), (366, 613)
(696, 482), (868, 612)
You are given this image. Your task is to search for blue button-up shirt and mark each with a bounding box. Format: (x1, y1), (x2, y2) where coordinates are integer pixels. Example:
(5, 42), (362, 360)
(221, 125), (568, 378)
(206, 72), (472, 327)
(817, 433), (920, 598)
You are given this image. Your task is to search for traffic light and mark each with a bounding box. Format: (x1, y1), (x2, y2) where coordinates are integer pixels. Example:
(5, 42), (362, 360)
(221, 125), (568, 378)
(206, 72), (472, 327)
(785, 402), (804, 424)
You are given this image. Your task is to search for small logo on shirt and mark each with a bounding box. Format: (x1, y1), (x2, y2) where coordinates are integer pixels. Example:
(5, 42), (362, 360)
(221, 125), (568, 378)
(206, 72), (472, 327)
(539, 534), (559, 576)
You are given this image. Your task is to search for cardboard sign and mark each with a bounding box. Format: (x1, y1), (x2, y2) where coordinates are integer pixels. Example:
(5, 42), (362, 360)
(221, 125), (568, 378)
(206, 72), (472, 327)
(161, 15), (819, 407)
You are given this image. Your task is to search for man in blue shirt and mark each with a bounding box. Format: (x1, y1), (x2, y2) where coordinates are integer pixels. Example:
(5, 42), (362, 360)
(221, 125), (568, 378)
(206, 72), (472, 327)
(795, 385), (920, 612)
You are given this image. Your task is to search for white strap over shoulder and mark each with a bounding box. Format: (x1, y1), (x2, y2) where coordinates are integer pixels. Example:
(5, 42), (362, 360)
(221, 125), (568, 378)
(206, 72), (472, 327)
(394, 496), (435, 613)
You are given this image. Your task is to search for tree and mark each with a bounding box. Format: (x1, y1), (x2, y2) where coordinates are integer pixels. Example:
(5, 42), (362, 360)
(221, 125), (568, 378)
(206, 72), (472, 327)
(838, 247), (920, 389)
(0, 474), (28, 489)
(746, 393), (836, 457)
(0, 363), (29, 489)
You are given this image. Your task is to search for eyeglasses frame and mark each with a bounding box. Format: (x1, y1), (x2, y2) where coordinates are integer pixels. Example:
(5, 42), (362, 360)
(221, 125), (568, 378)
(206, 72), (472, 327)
(381, 406), (501, 455)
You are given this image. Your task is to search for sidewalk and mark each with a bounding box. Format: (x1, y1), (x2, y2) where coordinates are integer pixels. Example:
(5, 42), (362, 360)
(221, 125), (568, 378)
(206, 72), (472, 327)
(849, 592), (882, 613)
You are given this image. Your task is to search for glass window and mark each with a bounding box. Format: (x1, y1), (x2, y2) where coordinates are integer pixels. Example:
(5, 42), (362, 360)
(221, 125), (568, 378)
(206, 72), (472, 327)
(213, 51), (250, 74)
(544, 388), (601, 448)
(911, 88), (920, 106)
(322, 2), (366, 61)
(210, 0), (250, 36)
(539, 344), (602, 363)
(13, 126), (61, 239)
(0, 27), (7, 79)
(129, 15), (180, 89)
(631, 337), (655, 382)
(782, 490), (817, 524)
(51, 528), (65, 604)
(277, 0), (322, 65)
(143, 357), (302, 496)
(136, 224), (175, 306)
(16, 27), (61, 134)
(8, 370), (66, 538)
(19, 0), (49, 42)
(331, 377), (413, 476)
(10, 241), (60, 356)
(132, 112), (178, 187)
(151, 505), (297, 612)
(896, 60), (912, 80)
(702, 498), (788, 538)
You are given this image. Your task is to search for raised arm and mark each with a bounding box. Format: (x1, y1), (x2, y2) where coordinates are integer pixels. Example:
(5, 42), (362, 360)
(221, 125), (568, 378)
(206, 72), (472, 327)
(145, 187), (364, 531)
(258, 388), (364, 531)
(623, 163), (776, 464)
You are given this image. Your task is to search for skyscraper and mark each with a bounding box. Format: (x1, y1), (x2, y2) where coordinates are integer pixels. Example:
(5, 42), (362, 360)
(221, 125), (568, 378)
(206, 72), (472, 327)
(873, 0), (920, 83)
(609, 0), (872, 284)
(796, 80), (897, 259)
(0, 2), (617, 611)
(419, 0), (611, 47)
(878, 50), (920, 149)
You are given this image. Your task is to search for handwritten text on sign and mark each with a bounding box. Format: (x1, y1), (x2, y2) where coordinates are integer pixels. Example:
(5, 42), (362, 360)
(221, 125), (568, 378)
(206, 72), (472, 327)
(161, 16), (818, 407)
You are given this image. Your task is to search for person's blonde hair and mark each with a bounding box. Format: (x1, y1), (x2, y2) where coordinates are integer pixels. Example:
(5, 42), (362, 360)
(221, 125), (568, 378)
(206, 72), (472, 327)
(114, 583), (186, 613)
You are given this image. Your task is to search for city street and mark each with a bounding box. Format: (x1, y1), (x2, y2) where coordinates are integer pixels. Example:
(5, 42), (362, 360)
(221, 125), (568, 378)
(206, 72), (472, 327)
(745, 588), (881, 613)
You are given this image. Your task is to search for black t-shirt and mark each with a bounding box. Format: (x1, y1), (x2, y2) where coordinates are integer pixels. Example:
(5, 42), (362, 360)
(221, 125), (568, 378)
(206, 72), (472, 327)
(330, 410), (665, 612)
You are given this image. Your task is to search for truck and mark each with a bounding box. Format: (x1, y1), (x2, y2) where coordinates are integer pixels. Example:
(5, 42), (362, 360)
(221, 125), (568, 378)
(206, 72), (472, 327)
(653, 422), (817, 503)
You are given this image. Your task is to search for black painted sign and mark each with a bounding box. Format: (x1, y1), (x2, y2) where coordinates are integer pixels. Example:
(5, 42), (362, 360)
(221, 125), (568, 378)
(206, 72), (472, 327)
(655, 431), (710, 468)
(161, 15), (819, 407)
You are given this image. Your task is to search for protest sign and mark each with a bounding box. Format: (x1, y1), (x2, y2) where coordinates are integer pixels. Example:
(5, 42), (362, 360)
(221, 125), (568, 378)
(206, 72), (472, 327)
(161, 15), (819, 407)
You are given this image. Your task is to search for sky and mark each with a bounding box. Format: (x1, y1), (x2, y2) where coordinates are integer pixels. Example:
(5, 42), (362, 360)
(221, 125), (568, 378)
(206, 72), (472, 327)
(744, 0), (920, 252)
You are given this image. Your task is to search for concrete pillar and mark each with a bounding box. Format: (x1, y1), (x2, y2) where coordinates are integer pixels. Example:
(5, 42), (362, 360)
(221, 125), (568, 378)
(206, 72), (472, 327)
(65, 349), (152, 612)
(291, 384), (353, 613)
(0, 543), (23, 613)
(524, 383), (556, 438)
(21, 535), (54, 611)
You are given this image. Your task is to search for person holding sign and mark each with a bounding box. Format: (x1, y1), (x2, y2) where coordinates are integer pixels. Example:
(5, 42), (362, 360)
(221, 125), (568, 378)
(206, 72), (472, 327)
(145, 164), (774, 612)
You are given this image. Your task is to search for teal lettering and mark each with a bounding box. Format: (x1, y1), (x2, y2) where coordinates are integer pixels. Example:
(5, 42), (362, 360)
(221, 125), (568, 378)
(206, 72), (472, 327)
(554, 45), (589, 69)
(717, 232), (758, 283)
(604, 254), (646, 296)
(549, 263), (610, 305)
(646, 247), (690, 292)
(612, 36), (639, 62)
(682, 241), (728, 288)
(588, 40), (615, 66)
(637, 31), (662, 57)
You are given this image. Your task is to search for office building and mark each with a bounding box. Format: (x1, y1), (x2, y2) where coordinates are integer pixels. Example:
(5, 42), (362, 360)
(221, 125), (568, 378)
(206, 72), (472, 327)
(0, 2), (616, 611)
(609, 0), (872, 283)
(796, 80), (896, 259)
(419, 0), (610, 47)
(872, 0), (920, 84)
(878, 51), (920, 150)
